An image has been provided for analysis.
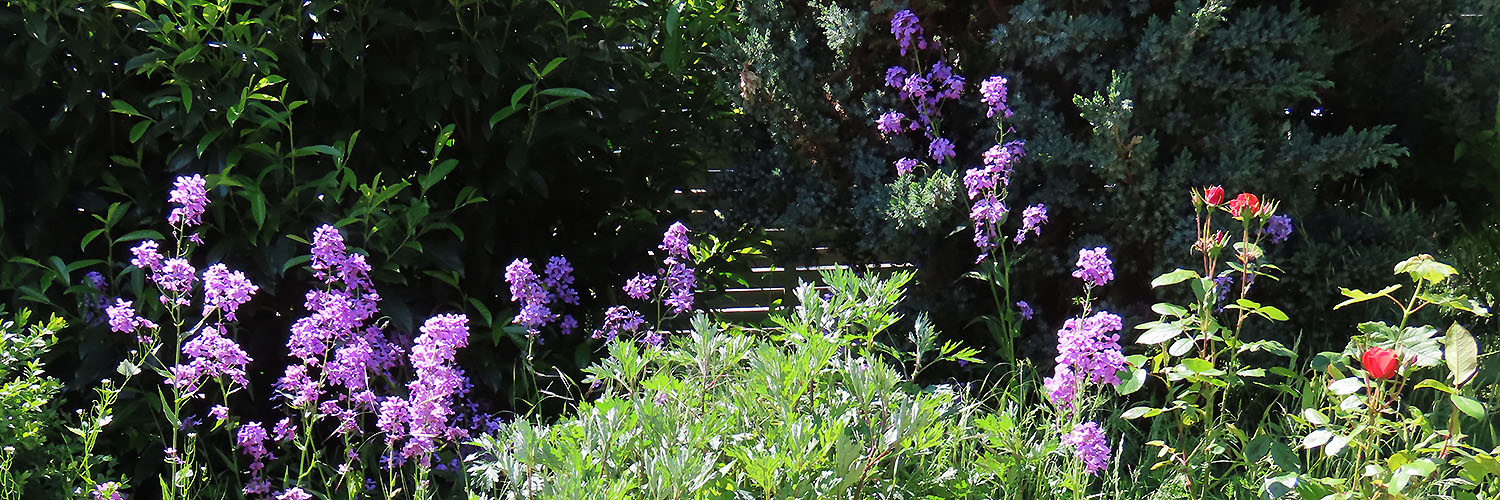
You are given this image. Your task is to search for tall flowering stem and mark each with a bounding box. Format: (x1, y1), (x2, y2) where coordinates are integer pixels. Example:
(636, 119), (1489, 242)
(1042, 246), (1121, 498)
(592, 222), (698, 347)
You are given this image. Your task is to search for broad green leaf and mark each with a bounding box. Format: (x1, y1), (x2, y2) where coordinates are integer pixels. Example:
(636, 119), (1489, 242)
(1325, 434), (1350, 456)
(489, 105), (521, 129)
(1168, 337), (1195, 357)
(1452, 394), (1486, 419)
(1151, 302), (1189, 317)
(1302, 429), (1333, 449)
(1302, 408), (1329, 426)
(1137, 321), (1185, 345)
(1151, 269), (1198, 288)
(1394, 254), (1457, 283)
(1446, 323), (1479, 386)
(1122, 407), (1153, 419)
(1181, 357), (1213, 374)
(1328, 377), (1363, 396)
(1117, 368), (1147, 395)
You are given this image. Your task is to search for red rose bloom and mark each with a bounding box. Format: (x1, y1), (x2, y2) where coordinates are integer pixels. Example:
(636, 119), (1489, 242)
(1204, 186), (1225, 206)
(1227, 193), (1260, 218)
(1362, 347), (1401, 380)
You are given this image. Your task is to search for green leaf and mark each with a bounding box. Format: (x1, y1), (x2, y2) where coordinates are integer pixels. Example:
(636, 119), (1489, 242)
(1151, 302), (1189, 317)
(1259, 306), (1289, 321)
(421, 159), (460, 192)
(1168, 337), (1195, 357)
(1122, 407), (1153, 419)
(196, 129), (222, 158)
(129, 121), (150, 143)
(280, 254), (311, 275)
(107, 1), (144, 16)
(1117, 368), (1147, 395)
(1302, 408), (1329, 426)
(1414, 379), (1457, 394)
(114, 229), (165, 244)
(1452, 394), (1486, 419)
(117, 359), (141, 377)
(1136, 321), (1185, 345)
(110, 99), (144, 117)
(510, 84), (535, 107)
(488, 105), (521, 129)
(1446, 323), (1479, 386)
(1328, 377), (1363, 395)
(1394, 254), (1457, 284)
(81, 228), (106, 252)
(1334, 284), (1402, 310)
(1152, 269), (1199, 288)
(537, 87), (593, 99)
(1181, 357), (1214, 374)
(1302, 429), (1333, 449)
(539, 57), (567, 77)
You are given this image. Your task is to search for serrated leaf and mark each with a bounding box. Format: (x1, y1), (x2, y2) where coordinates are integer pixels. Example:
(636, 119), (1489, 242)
(1394, 254), (1457, 284)
(1334, 284), (1402, 310)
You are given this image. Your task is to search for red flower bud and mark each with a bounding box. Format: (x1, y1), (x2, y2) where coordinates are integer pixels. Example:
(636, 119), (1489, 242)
(1362, 347), (1401, 380)
(1227, 193), (1260, 218)
(1204, 186), (1225, 206)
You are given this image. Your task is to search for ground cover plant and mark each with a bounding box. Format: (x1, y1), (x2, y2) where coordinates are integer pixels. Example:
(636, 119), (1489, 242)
(1, 1), (1498, 500)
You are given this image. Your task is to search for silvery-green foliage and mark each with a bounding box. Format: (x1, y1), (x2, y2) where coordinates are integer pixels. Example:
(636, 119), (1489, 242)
(467, 270), (1003, 498)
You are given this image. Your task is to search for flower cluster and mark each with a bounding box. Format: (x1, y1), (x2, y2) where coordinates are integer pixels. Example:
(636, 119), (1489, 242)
(607, 222), (697, 340)
(202, 264), (258, 320)
(167, 173), (209, 234)
(877, 10), (967, 172)
(504, 256), (579, 336)
(277, 225), (402, 442)
(91, 481), (124, 500)
(237, 422), (274, 495)
(1071, 247), (1114, 287)
(1062, 422), (1111, 475)
(1264, 214), (1294, 243)
(1014, 204), (1048, 244)
(170, 324), (253, 394)
(106, 299), (158, 338)
(979, 75), (1013, 119)
(380, 314), (471, 464)
(592, 305), (647, 344)
(1043, 312), (1126, 409)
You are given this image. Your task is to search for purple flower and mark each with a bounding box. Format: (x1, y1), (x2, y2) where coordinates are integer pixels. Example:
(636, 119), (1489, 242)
(890, 10), (926, 56)
(273, 417), (297, 442)
(979, 75), (1014, 118)
(593, 306), (646, 342)
(1071, 247), (1114, 287)
(662, 257), (696, 315)
(624, 273), (658, 300)
(969, 196), (1009, 253)
(167, 174), (209, 229)
(1014, 204), (1048, 244)
(659, 222), (691, 259)
(901, 74), (931, 99)
(209, 404), (229, 421)
(1043, 364), (1078, 408)
(876, 111), (905, 134)
(237, 421), (274, 492)
(91, 482), (124, 500)
(275, 488), (312, 500)
(505, 258), (552, 334)
(1264, 214), (1294, 244)
(1213, 275), (1234, 304)
(85, 271), (107, 291)
(276, 363), (322, 409)
(1016, 301), (1034, 320)
(173, 324), (253, 391)
(895, 157), (918, 176)
(884, 67), (908, 89)
(928, 137), (956, 162)
(397, 314), (471, 463)
(202, 264), (258, 320)
(543, 256), (579, 305)
(560, 314), (577, 335)
(1054, 311), (1126, 386)
(130, 240), (164, 271)
(106, 299), (157, 334)
(1063, 422), (1111, 475)
(153, 258), (197, 299)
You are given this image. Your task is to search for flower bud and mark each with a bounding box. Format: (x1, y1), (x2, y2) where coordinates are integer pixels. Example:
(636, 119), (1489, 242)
(1204, 185), (1225, 206)
(1362, 347), (1401, 380)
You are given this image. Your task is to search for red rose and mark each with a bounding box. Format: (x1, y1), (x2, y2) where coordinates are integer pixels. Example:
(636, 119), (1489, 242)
(1227, 193), (1260, 218)
(1362, 347), (1401, 380)
(1204, 186), (1225, 206)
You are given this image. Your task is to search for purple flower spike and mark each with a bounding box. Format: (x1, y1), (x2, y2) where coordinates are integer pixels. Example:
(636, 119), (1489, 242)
(167, 174), (209, 229)
(1063, 422), (1111, 475)
(979, 75), (1014, 119)
(202, 264), (258, 320)
(624, 273), (658, 300)
(1265, 214), (1294, 244)
(1071, 247), (1115, 287)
